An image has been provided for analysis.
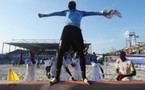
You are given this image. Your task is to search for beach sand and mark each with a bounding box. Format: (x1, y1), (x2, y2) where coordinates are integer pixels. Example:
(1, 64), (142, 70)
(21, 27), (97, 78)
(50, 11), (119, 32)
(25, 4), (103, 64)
(0, 63), (145, 81)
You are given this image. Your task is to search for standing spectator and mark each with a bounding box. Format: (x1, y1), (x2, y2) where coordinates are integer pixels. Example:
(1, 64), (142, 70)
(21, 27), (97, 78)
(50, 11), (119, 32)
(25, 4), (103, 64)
(90, 52), (97, 62)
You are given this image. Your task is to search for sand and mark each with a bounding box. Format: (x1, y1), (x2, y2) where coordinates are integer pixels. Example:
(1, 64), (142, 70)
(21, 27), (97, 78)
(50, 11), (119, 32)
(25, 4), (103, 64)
(0, 63), (145, 81)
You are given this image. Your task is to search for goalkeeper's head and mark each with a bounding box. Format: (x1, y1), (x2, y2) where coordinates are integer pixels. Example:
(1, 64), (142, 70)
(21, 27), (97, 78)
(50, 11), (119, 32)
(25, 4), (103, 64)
(68, 1), (76, 10)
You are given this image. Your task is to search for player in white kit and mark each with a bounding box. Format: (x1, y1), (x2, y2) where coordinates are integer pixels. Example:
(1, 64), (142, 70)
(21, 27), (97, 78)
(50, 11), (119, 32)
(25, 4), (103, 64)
(91, 59), (104, 81)
(59, 52), (75, 81)
(50, 55), (57, 78)
(72, 52), (82, 81)
(24, 49), (36, 80)
(49, 52), (75, 81)
(115, 51), (136, 81)
(43, 58), (52, 79)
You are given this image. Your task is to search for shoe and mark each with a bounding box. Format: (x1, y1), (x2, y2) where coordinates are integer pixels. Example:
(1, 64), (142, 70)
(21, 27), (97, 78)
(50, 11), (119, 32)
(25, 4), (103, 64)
(83, 78), (90, 85)
(49, 78), (58, 85)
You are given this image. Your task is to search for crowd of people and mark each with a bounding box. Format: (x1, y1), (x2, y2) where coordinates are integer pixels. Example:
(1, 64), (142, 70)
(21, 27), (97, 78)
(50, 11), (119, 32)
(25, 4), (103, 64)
(21, 48), (136, 83)
(22, 50), (103, 82)
(124, 43), (145, 55)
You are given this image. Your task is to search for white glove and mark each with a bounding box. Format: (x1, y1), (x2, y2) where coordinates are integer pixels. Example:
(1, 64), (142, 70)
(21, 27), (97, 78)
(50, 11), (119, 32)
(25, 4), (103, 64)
(102, 9), (113, 19)
(102, 9), (122, 19)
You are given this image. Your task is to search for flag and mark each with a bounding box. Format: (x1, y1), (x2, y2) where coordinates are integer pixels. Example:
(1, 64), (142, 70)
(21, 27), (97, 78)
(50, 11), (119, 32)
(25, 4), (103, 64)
(7, 68), (20, 81)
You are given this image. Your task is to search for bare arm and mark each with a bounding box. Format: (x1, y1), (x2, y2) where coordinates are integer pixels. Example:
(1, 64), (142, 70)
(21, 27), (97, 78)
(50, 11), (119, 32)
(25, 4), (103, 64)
(65, 67), (72, 76)
(65, 67), (75, 80)
(29, 50), (36, 64)
(100, 67), (105, 78)
(123, 63), (136, 77)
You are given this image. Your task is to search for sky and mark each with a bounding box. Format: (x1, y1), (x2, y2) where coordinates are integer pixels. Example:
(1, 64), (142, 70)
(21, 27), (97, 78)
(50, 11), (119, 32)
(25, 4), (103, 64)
(0, 0), (145, 54)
